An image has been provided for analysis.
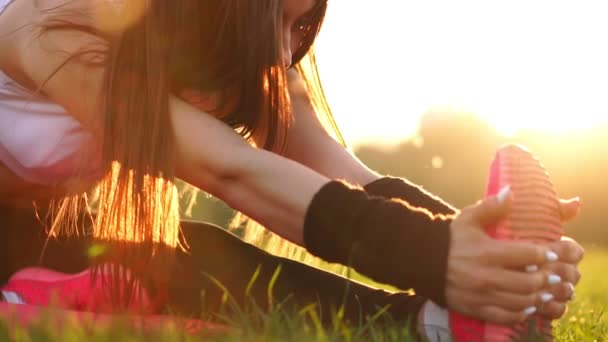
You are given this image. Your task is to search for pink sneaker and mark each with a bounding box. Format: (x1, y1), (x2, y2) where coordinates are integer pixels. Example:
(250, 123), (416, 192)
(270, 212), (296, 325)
(1, 268), (227, 335)
(449, 144), (562, 341)
(2, 266), (153, 314)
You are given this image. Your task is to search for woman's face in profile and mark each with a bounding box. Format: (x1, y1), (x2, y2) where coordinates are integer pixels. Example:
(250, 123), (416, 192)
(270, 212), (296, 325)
(282, 0), (317, 68)
(181, 0), (320, 114)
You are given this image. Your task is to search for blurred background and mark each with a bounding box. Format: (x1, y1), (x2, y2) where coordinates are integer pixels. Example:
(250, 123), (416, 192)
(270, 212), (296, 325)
(190, 0), (608, 248)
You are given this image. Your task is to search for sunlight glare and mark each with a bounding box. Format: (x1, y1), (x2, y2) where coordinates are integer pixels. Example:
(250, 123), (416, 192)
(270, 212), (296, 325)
(315, 0), (608, 144)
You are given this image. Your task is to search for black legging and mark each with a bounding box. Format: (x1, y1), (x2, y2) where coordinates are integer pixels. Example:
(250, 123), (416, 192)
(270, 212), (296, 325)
(0, 205), (426, 328)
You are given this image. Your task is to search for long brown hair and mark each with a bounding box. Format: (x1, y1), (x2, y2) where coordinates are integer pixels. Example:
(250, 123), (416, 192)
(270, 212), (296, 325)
(230, 1), (349, 265)
(37, 0), (338, 307)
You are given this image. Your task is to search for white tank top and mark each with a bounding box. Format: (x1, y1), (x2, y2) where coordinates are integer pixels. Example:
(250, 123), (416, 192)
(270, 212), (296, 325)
(0, 0), (100, 185)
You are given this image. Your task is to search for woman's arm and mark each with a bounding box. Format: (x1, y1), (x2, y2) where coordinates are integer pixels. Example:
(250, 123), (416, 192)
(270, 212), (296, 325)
(8, 3), (107, 131)
(283, 70), (456, 214)
(170, 96), (560, 322)
(170, 97), (327, 245)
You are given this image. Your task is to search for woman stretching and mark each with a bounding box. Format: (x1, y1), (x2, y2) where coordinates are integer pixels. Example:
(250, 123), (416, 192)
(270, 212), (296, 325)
(0, 0), (583, 338)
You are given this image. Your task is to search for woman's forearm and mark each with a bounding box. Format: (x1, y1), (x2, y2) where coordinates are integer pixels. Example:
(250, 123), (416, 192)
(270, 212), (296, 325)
(171, 96), (330, 245)
(207, 147), (329, 245)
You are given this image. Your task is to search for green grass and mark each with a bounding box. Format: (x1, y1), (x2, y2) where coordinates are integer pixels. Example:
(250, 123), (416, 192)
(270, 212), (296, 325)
(2, 249), (607, 341)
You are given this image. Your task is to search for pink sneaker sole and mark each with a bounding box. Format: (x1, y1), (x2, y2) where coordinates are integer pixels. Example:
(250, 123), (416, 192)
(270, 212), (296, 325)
(449, 144), (562, 341)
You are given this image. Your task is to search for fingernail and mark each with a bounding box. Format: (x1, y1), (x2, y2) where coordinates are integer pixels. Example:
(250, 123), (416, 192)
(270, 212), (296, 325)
(497, 185), (511, 204)
(525, 265), (539, 273)
(546, 251), (559, 262)
(548, 274), (562, 285)
(572, 198), (582, 209)
(567, 282), (576, 300)
(540, 292), (554, 303)
(524, 306), (537, 316)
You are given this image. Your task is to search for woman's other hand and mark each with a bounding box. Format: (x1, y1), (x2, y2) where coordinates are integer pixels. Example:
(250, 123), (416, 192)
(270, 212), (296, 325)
(446, 188), (563, 324)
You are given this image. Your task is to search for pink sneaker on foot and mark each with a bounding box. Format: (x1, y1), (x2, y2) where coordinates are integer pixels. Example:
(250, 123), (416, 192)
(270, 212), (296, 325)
(1, 268), (226, 335)
(2, 266), (153, 314)
(449, 144), (562, 341)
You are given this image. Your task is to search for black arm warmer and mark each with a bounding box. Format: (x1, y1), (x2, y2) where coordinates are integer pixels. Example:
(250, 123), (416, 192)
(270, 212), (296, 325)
(303, 181), (453, 307)
(364, 176), (457, 216)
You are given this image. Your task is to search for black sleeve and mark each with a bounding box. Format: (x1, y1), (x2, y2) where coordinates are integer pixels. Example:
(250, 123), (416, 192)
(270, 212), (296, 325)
(364, 176), (457, 216)
(303, 181), (453, 307)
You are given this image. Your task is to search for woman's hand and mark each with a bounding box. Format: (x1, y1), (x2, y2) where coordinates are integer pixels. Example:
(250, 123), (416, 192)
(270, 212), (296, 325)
(537, 198), (584, 319)
(446, 188), (563, 324)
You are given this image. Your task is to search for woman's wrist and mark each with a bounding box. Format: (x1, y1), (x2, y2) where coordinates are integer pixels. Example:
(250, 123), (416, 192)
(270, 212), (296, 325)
(303, 180), (453, 306)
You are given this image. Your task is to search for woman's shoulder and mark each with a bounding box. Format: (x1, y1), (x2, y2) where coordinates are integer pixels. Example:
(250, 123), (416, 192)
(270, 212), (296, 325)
(2, 0), (108, 129)
(0, 69), (101, 189)
(34, 0), (131, 35)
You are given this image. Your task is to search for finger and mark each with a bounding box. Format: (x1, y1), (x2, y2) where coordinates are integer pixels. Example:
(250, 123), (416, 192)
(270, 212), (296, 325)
(463, 186), (513, 227)
(539, 300), (568, 320)
(446, 288), (537, 325)
(547, 238), (585, 265)
(449, 285), (534, 310)
(475, 267), (562, 295)
(559, 197), (582, 222)
(545, 282), (575, 302)
(476, 268), (542, 294)
(541, 261), (581, 286)
(476, 305), (537, 325)
(486, 240), (558, 268)
(481, 290), (557, 311)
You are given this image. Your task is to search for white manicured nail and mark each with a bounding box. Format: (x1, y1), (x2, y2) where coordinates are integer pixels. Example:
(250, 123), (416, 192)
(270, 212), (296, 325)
(524, 306), (537, 316)
(525, 265), (539, 273)
(548, 274), (562, 285)
(540, 292), (554, 303)
(546, 251), (559, 262)
(497, 185), (511, 204)
(567, 282), (576, 300)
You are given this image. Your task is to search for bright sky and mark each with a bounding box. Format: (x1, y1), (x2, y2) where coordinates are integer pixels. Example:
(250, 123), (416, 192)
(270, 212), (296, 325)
(314, 0), (608, 145)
